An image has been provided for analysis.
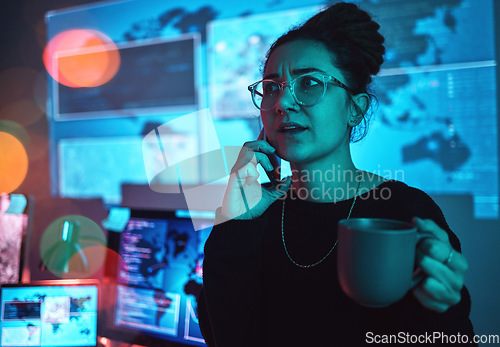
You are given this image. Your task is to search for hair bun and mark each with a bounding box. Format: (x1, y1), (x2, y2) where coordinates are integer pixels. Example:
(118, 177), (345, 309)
(302, 2), (385, 78)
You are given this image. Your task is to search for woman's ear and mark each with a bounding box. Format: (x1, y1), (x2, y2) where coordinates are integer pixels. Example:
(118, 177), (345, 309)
(349, 93), (369, 126)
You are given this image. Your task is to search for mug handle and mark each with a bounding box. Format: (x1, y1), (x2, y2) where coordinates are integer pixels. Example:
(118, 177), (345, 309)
(410, 231), (437, 288)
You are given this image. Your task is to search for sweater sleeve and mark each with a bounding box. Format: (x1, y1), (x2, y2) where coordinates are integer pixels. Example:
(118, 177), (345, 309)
(197, 207), (269, 347)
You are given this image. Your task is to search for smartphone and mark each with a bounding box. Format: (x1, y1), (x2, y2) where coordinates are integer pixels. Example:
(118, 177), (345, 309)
(262, 129), (280, 187)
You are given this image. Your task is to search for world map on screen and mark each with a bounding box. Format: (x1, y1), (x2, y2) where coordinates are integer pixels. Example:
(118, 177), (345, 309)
(0, 287), (98, 347)
(204, 0), (497, 218)
(353, 0), (497, 219)
(116, 216), (208, 344)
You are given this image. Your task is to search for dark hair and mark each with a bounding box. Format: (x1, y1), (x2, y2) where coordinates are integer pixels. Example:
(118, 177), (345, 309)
(264, 2), (385, 142)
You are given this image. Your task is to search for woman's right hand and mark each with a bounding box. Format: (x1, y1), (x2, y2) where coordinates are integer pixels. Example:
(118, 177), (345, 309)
(221, 131), (291, 220)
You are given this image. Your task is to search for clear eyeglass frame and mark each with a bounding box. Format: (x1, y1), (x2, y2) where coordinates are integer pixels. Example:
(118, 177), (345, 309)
(247, 72), (352, 110)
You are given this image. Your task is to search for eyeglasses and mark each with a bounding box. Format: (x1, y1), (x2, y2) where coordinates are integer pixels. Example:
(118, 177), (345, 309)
(248, 72), (352, 110)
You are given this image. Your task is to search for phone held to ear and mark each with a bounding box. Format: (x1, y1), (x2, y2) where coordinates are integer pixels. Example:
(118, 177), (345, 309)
(263, 130), (280, 187)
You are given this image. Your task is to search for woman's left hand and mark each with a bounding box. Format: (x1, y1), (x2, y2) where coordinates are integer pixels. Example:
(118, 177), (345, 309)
(411, 217), (469, 312)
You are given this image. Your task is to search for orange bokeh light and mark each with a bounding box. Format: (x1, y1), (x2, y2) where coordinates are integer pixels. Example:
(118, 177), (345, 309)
(43, 29), (120, 88)
(0, 132), (29, 194)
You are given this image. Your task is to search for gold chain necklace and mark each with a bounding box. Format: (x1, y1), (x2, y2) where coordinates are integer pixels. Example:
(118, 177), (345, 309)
(281, 177), (361, 268)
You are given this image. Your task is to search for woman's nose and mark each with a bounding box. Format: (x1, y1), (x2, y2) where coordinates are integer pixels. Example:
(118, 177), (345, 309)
(274, 84), (298, 115)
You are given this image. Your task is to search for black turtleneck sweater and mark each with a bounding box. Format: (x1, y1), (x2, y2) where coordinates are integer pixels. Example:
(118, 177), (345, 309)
(198, 180), (476, 347)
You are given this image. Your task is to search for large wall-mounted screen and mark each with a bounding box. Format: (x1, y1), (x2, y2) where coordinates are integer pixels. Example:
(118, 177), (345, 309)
(47, 0), (498, 219)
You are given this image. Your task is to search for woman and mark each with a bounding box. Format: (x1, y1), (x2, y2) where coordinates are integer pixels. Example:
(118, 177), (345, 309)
(198, 2), (475, 346)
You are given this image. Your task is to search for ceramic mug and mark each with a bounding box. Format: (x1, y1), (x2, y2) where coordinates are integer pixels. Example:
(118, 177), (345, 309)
(337, 218), (433, 307)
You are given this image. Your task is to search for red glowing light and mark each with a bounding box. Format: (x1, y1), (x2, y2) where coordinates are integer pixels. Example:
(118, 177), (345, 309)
(43, 29), (120, 88)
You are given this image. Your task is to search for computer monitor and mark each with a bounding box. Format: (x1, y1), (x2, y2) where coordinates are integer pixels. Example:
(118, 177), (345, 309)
(102, 208), (214, 346)
(0, 279), (100, 347)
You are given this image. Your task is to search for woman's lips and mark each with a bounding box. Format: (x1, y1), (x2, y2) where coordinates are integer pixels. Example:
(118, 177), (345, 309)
(278, 122), (308, 134)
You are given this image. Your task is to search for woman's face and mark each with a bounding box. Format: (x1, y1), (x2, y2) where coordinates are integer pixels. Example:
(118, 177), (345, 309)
(261, 39), (354, 168)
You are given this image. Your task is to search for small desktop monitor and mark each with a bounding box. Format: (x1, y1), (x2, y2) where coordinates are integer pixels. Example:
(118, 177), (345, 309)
(0, 279), (100, 347)
(102, 208), (214, 346)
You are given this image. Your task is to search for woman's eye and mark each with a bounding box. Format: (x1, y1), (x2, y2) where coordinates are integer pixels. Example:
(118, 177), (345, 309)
(300, 76), (321, 88)
(263, 82), (279, 94)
